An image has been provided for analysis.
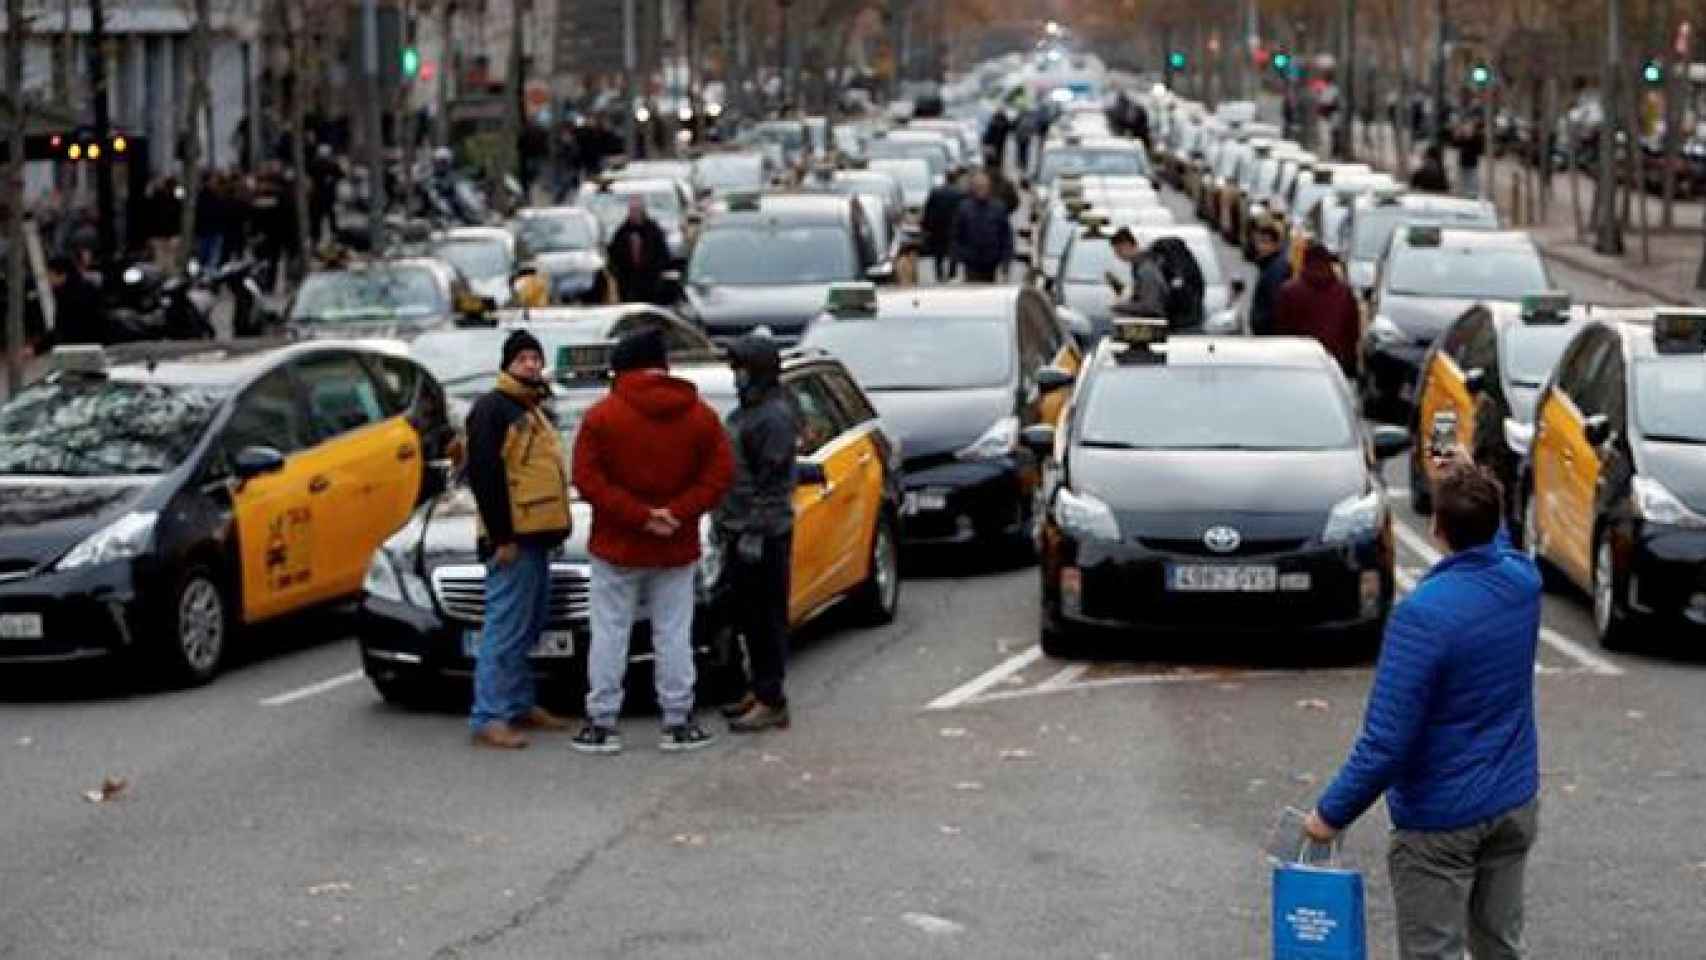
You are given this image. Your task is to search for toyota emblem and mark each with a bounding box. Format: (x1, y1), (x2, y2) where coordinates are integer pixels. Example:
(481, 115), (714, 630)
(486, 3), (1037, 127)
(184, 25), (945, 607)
(1202, 526), (1242, 553)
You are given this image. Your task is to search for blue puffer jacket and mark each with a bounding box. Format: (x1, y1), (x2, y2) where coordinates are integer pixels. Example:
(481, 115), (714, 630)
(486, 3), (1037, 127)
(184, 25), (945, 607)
(1318, 529), (1541, 832)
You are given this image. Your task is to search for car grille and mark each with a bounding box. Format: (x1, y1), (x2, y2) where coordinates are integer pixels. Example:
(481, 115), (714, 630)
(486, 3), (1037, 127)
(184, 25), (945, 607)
(430, 563), (592, 626)
(1135, 537), (1311, 558)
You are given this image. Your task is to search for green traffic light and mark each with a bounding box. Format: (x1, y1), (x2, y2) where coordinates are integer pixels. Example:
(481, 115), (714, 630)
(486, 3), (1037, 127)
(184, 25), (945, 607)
(1642, 60), (1663, 84)
(1272, 52), (1291, 72)
(402, 46), (420, 78)
(1168, 51), (1187, 70)
(1470, 64), (1491, 88)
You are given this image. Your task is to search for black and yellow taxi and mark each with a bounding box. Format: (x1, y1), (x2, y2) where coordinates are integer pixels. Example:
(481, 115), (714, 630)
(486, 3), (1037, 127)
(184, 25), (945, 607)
(1027, 321), (1411, 656)
(799, 283), (1081, 551)
(358, 338), (903, 704)
(1521, 311), (1706, 648)
(0, 341), (454, 684)
(1407, 293), (1594, 526)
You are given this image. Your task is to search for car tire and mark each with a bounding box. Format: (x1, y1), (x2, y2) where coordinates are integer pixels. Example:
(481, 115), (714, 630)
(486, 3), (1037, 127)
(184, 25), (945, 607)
(372, 672), (443, 710)
(850, 513), (901, 627)
(1593, 537), (1636, 652)
(1008, 495), (1039, 566)
(1039, 611), (1081, 660)
(1409, 446), (1433, 515)
(157, 566), (230, 687)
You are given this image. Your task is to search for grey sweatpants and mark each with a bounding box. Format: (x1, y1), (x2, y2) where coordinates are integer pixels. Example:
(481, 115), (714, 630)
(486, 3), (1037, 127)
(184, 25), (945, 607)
(585, 559), (697, 728)
(1389, 800), (1539, 960)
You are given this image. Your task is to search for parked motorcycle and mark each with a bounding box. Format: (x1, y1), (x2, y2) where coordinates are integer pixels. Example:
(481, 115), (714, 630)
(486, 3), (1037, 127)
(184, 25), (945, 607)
(108, 260), (216, 343)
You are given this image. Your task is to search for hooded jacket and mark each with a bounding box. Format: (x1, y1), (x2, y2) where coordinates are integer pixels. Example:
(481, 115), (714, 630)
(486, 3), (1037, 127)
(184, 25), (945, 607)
(572, 369), (735, 568)
(717, 348), (798, 538)
(951, 195), (1014, 274)
(465, 372), (572, 555)
(1273, 250), (1361, 375)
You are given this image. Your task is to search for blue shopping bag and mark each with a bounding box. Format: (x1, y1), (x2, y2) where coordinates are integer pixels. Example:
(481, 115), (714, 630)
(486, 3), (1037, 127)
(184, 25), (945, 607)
(1271, 863), (1367, 960)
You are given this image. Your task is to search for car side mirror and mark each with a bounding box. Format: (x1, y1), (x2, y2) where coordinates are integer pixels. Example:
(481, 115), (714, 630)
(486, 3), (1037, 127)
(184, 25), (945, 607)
(1583, 413), (1612, 447)
(1370, 425), (1412, 461)
(865, 262), (897, 284)
(796, 461), (827, 486)
(1463, 367), (1487, 396)
(1229, 278), (1247, 302)
(1035, 366), (1075, 394)
(1019, 423), (1057, 455)
(233, 445), (287, 481)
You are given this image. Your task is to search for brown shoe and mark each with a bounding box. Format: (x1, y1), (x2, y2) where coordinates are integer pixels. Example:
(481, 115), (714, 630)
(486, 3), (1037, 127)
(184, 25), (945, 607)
(472, 722), (529, 749)
(718, 693), (758, 720)
(513, 706), (570, 731)
(728, 702), (790, 733)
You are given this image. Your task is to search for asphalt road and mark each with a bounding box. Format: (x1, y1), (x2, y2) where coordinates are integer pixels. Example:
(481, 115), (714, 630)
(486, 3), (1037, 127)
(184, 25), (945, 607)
(4, 186), (1704, 960)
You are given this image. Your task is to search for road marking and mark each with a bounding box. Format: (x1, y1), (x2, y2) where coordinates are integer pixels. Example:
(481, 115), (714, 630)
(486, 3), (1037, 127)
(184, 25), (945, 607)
(1392, 519), (1624, 677)
(924, 645), (1044, 711)
(259, 669), (365, 706)
(1035, 664), (1089, 692)
(967, 666), (1371, 707)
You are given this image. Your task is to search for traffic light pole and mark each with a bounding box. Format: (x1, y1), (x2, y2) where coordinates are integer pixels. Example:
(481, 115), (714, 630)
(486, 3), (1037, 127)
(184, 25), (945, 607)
(89, 0), (117, 277)
(362, 0), (386, 250)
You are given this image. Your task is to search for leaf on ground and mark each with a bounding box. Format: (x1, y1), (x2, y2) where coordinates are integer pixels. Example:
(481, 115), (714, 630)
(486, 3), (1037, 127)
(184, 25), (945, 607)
(938, 727), (968, 738)
(901, 912), (966, 936)
(671, 833), (708, 847)
(82, 776), (128, 804)
(307, 881), (353, 896)
(999, 748), (1035, 761)
(1296, 698), (1331, 711)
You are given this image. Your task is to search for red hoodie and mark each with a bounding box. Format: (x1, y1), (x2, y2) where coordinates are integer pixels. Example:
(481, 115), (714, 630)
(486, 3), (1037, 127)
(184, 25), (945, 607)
(572, 370), (735, 568)
(1273, 251), (1361, 375)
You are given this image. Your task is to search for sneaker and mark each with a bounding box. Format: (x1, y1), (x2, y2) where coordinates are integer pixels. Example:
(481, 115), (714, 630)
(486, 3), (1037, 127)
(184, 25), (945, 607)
(659, 721), (716, 752)
(718, 693), (758, 720)
(728, 702), (791, 733)
(570, 724), (623, 755)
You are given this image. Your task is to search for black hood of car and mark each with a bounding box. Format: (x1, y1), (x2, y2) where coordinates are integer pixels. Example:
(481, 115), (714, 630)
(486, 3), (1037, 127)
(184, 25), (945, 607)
(1069, 447), (1369, 538)
(1639, 440), (1706, 515)
(864, 387), (1013, 465)
(391, 486), (596, 569)
(1381, 294), (1487, 343)
(0, 478), (153, 568)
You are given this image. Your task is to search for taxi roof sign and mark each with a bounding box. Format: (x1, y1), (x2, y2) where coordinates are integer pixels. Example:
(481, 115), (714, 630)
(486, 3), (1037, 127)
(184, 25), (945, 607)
(1312, 168), (1334, 184)
(1520, 291), (1572, 325)
(1653, 309), (1706, 354)
(725, 189), (762, 211)
(1407, 225), (1443, 247)
(52, 344), (107, 375)
(557, 342), (615, 384)
(825, 281), (879, 318)
(1110, 317), (1168, 363)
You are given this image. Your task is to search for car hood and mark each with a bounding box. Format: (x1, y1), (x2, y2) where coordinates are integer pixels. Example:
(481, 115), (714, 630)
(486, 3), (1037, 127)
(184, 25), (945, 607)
(0, 478), (153, 569)
(1062, 282), (1119, 330)
(1381, 294), (1489, 344)
(469, 276), (514, 306)
(689, 284), (837, 338)
(865, 387), (1013, 464)
(1070, 448), (1368, 537)
(1639, 441), (1706, 514)
(533, 251), (605, 275)
(402, 487), (595, 566)
(291, 316), (449, 342)
(1347, 259), (1376, 294)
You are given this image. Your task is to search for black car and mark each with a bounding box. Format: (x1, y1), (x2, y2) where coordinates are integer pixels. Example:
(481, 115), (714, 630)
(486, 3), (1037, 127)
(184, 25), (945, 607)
(1028, 323), (1412, 656)
(799, 284), (1082, 550)
(1521, 311), (1706, 648)
(0, 341), (454, 684)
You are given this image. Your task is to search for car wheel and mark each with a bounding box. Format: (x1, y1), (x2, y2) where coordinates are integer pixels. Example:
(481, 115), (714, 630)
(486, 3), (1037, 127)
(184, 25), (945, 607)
(1593, 537), (1635, 652)
(1408, 445), (1433, 515)
(159, 567), (229, 687)
(1039, 609), (1080, 659)
(850, 513), (901, 627)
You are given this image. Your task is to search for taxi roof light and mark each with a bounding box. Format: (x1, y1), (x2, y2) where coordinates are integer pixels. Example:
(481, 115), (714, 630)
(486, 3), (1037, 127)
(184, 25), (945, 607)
(1520, 291), (1572, 325)
(725, 189), (762, 211)
(556, 342), (616, 384)
(1110, 317), (1168, 364)
(51, 344), (108, 376)
(1407, 225), (1443, 247)
(825, 281), (878, 318)
(1653, 310), (1706, 354)
(1312, 168), (1334, 184)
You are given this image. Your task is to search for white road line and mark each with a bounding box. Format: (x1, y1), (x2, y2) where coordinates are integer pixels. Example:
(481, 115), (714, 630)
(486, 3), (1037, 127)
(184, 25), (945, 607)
(1392, 519), (1624, 677)
(967, 666), (1372, 707)
(925, 645), (1044, 711)
(1035, 664), (1089, 692)
(259, 669), (366, 707)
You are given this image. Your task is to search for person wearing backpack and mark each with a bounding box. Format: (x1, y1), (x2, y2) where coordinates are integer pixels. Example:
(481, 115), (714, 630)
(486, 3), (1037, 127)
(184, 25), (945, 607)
(1147, 236), (1206, 332)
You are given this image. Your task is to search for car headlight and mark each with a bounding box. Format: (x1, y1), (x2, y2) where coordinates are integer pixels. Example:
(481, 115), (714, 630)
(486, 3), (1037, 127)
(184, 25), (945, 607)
(1633, 477), (1706, 528)
(1053, 488), (1121, 542)
(697, 515), (725, 589)
(56, 511), (158, 570)
(1322, 490), (1385, 543)
(1369, 314), (1406, 348)
(1502, 417), (1534, 456)
(363, 550), (433, 607)
(955, 416), (1019, 462)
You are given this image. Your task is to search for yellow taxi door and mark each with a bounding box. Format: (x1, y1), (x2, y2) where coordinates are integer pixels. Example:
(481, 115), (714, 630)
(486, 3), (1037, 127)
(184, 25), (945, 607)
(1418, 355), (1473, 491)
(219, 368), (318, 624)
(784, 374), (870, 619)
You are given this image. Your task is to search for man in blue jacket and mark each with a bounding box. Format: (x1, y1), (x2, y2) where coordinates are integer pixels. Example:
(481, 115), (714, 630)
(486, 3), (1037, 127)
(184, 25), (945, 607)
(1306, 458), (1541, 960)
(951, 171), (1014, 284)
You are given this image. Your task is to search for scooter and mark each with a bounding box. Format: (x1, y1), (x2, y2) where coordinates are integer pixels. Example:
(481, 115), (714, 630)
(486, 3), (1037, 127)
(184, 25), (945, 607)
(209, 258), (281, 336)
(108, 261), (217, 342)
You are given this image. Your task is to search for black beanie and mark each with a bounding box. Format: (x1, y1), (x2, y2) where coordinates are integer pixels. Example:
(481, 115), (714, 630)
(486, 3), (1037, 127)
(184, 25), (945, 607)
(611, 326), (668, 373)
(501, 329), (545, 372)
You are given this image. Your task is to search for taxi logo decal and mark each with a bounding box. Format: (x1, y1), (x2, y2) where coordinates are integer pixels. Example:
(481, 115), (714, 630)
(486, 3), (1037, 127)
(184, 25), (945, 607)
(1202, 526), (1242, 554)
(266, 506), (314, 591)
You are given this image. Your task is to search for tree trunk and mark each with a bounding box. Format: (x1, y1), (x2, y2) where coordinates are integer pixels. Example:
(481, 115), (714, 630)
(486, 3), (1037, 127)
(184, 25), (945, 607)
(179, 0), (214, 268)
(6, 0), (27, 394)
(507, 0), (525, 192)
(438, 0), (454, 148)
(281, 0), (312, 267)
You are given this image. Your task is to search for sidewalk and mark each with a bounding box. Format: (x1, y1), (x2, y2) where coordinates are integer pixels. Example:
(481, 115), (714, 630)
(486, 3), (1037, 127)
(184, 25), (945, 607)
(1353, 121), (1706, 307)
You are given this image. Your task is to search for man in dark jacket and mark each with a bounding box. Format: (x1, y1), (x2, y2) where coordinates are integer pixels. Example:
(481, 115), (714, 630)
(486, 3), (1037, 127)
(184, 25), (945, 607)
(1247, 223), (1291, 336)
(463, 330), (575, 749)
(951, 171), (1014, 283)
(45, 256), (107, 346)
(571, 328), (735, 754)
(922, 169), (966, 280)
(607, 196), (672, 305)
(308, 144), (343, 244)
(982, 110), (1011, 169)
(1410, 144), (1452, 193)
(716, 336), (799, 733)
(1274, 242), (1360, 375)
(1307, 458), (1541, 960)
(1109, 228), (1169, 318)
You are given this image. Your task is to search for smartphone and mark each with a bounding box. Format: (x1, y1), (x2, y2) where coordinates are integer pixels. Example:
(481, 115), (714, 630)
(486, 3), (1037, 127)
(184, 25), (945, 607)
(1430, 410), (1460, 458)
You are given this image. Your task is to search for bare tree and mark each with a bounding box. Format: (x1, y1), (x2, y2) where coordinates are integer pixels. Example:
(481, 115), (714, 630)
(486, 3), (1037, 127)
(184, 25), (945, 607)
(5, 0), (28, 394)
(177, 0), (214, 268)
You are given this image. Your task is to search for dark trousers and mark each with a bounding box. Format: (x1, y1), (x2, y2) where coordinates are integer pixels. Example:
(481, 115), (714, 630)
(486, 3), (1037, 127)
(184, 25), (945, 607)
(733, 531), (792, 707)
(1388, 799), (1539, 960)
(963, 266), (997, 283)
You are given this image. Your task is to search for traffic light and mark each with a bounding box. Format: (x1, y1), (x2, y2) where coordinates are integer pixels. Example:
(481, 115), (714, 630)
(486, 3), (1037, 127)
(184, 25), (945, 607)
(1642, 58), (1664, 85)
(1469, 63), (1492, 88)
(1271, 50), (1292, 75)
(401, 46), (420, 79)
(1168, 50), (1187, 71)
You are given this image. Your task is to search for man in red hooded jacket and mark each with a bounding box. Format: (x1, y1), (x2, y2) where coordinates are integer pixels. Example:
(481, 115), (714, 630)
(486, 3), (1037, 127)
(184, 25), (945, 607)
(570, 327), (735, 754)
(1274, 242), (1362, 378)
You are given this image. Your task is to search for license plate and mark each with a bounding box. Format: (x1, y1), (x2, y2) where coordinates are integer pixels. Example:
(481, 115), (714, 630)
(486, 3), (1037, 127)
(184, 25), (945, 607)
(462, 629), (578, 658)
(1168, 564), (1278, 593)
(0, 613), (43, 639)
(903, 491), (947, 516)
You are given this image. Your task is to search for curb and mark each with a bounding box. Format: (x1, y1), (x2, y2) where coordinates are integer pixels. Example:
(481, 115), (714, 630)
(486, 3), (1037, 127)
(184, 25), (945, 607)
(1535, 240), (1704, 306)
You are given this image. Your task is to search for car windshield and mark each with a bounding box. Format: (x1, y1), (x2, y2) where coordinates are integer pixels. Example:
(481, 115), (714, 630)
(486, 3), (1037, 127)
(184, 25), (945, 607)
(431, 239), (511, 281)
(1042, 149), (1147, 181)
(291, 267), (446, 322)
(697, 158), (764, 191)
(0, 377), (227, 476)
(1635, 359), (1706, 443)
(867, 142), (945, 178)
(1502, 323), (1582, 387)
(1388, 245), (1548, 300)
(1353, 208), (1496, 260)
(580, 190), (681, 232)
(804, 319), (1013, 390)
(869, 161), (930, 195)
(516, 216), (598, 254)
(1081, 366), (1354, 450)
(689, 224), (855, 285)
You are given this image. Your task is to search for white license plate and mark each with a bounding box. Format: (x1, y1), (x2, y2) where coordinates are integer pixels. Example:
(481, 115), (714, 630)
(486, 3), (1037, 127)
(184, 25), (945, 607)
(462, 629), (578, 658)
(1168, 564), (1279, 593)
(0, 613), (43, 640)
(903, 491), (947, 516)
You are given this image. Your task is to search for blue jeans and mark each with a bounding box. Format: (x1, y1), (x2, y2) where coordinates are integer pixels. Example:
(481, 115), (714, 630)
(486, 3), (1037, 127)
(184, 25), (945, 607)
(469, 545), (551, 731)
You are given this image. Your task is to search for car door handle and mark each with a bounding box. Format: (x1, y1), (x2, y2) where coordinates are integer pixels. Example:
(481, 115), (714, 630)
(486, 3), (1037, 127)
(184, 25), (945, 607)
(396, 444), (417, 462)
(857, 452), (873, 465)
(309, 475), (332, 494)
